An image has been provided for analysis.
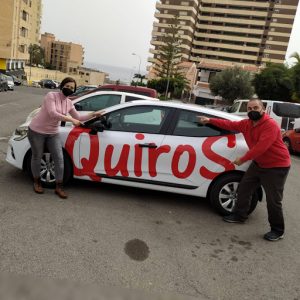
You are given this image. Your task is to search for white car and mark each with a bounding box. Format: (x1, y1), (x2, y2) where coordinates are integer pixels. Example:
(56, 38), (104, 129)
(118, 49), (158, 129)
(5, 75), (15, 90)
(25, 91), (159, 122)
(6, 100), (262, 215)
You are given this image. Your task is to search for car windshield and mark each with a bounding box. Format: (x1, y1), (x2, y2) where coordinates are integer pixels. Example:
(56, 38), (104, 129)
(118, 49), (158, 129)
(228, 102), (240, 113)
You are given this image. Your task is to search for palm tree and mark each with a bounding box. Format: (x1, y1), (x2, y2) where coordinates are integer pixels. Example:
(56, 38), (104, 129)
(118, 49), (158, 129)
(290, 52), (300, 64)
(133, 73), (146, 84)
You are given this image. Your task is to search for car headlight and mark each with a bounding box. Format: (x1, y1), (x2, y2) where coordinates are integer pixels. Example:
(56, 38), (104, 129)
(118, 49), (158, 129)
(14, 126), (28, 141)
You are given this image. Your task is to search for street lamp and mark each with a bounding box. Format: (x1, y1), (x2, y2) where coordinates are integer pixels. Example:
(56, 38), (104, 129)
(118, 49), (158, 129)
(132, 52), (141, 76)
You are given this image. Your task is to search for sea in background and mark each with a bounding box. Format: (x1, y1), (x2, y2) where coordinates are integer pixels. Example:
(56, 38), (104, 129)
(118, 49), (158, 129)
(84, 62), (147, 84)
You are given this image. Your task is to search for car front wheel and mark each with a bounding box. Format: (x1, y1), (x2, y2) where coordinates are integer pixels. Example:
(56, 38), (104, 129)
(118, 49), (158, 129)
(26, 151), (73, 188)
(209, 173), (261, 216)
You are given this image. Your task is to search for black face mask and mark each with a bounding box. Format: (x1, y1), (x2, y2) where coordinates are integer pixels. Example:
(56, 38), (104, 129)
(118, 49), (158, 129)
(248, 110), (263, 121)
(62, 87), (74, 97)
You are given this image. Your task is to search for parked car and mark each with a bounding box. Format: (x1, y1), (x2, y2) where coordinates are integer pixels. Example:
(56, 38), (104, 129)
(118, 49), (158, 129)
(71, 85), (97, 97)
(7, 100), (262, 215)
(6, 74), (22, 86)
(70, 84), (158, 100)
(11, 75), (22, 86)
(282, 128), (300, 153)
(25, 91), (159, 122)
(228, 99), (300, 131)
(5, 75), (15, 90)
(0, 74), (9, 92)
(39, 79), (57, 89)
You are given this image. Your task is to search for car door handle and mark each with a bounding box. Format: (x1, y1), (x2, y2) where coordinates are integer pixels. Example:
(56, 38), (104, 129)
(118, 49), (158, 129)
(138, 143), (158, 149)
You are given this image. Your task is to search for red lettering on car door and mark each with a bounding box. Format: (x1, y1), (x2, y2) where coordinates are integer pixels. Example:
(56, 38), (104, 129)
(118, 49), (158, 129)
(104, 144), (130, 177)
(200, 135), (236, 180)
(171, 145), (196, 179)
(65, 127), (101, 181)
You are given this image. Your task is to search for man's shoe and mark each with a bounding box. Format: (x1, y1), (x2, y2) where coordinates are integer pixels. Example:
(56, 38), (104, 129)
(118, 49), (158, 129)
(223, 214), (246, 224)
(263, 231), (284, 241)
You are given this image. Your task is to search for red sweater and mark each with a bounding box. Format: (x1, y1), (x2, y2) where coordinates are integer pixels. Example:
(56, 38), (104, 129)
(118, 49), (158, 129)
(210, 113), (291, 168)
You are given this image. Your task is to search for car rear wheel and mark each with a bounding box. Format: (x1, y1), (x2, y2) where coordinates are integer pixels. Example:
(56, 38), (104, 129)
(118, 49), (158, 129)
(209, 173), (260, 216)
(26, 151), (73, 188)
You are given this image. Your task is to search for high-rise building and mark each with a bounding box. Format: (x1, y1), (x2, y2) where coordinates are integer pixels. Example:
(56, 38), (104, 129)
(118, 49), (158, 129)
(149, 0), (299, 102)
(40, 32), (84, 74)
(0, 0), (42, 76)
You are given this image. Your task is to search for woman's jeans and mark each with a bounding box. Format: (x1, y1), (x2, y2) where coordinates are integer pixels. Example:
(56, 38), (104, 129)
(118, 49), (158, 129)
(28, 127), (64, 182)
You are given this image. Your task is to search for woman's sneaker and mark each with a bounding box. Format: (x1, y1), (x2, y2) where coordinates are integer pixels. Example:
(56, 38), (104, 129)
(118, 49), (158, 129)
(263, 231), (284, 241)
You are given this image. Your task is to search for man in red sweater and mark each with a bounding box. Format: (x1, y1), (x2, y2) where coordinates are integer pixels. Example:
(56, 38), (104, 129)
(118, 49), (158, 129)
(198, 99), (291, 241)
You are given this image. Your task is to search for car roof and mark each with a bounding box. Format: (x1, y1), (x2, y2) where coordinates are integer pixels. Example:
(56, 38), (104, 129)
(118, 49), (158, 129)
(72, 91), (159, 103)
(98, 100), (243, 121)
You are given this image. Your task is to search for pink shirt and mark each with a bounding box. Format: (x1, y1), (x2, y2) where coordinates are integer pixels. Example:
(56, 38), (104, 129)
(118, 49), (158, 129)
(29, 91), (91, 134)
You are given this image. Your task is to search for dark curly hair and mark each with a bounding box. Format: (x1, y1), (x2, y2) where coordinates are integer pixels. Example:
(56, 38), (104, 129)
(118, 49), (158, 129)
(60, 77), (77, 92)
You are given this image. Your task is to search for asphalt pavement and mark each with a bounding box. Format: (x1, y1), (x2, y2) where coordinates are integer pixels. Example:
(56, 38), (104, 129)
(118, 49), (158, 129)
(0, 87), (299, 300)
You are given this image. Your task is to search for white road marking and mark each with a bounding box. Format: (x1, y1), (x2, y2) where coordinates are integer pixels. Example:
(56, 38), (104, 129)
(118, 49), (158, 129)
(0, 137), (9, 141)
(0, 103), (19, 108)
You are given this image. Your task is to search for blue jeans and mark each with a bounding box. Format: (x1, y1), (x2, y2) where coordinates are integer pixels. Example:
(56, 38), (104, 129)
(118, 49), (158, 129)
(27, 127), (64, 182)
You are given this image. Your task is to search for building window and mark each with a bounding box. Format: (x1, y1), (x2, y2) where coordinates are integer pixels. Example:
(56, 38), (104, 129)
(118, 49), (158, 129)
(20, 27), (28, 37)
(22, 10), (28, 21)
(273, 18), (277, 22)
(181, 1), (189, 5)
(164, 10), (168, 14)
(19, 45), (26, 53)
(179, 11), (188, 16)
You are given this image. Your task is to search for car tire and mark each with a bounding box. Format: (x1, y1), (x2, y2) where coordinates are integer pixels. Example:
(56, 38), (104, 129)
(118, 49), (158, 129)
(283, 137), (293, 153)
(209, 173), (260, 216)
(26, 150), (73, 188)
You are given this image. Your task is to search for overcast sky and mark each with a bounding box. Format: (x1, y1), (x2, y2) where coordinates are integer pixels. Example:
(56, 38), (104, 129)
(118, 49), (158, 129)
(41, 0), (300, 71)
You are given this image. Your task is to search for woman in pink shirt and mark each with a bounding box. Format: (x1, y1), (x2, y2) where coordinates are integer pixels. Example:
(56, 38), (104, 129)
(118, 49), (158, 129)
(28, 77), (100, 199)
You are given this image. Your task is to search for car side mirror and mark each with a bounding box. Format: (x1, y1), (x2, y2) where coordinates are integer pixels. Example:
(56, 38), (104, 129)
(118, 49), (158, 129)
(74, 103), (83, 111)
(89, 120), (106, 135)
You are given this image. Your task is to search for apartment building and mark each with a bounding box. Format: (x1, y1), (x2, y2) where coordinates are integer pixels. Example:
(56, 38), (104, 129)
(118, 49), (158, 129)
(40, 32), (84, 74)
(149, 0), (299, 102)
(0, 0), (42, 76)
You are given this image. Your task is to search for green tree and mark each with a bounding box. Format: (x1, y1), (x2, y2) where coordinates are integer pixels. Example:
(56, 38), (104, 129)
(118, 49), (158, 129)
(253, 63), (293, 102)
(152, 15), (187, 99)
(132, 73), (146, 85)
(28, 44), (45, 66)
(209, 66), (254, 104)
(289, 52), (300, 102)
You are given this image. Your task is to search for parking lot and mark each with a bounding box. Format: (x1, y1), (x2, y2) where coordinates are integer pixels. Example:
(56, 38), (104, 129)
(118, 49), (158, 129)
(0, 87), (299, 299)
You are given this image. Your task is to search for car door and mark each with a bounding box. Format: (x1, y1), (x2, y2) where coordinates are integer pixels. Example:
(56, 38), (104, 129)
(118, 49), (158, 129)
(293, 128), (300, 152)
(75, 105), (173, 183)
(161, 109), (238, 188)
(74, 94), (122, 113)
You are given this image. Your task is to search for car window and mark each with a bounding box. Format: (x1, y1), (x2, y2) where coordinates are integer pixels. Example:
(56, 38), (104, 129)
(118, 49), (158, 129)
(173, 110), (227, 137)
(240, 102), (248, 112)
(106, 106), (170, 134)
(228, 102), (240, 113)
(125, 95), (145, 102)
(76, 94), (121, 111)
